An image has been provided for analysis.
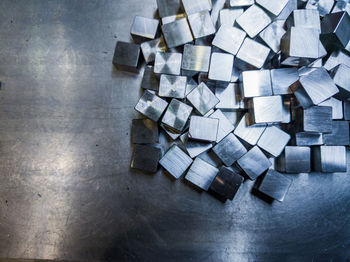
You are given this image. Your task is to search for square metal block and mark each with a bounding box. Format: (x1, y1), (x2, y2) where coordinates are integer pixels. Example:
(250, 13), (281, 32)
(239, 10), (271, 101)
(270, 68), (299, 95)
(324, 50), (350, 71)
(229, 0), (254, 7)
(161, 99), (192, 132)
(141, 37), (167, 64)
(162, 18), (194, 48)
(154, 52), (182, 75)
(319, 97), (343, 119)
(236, 5), (272, 38)
(130, 16), (159, 43)
(213, 133), (247, 166)
(237, 146), (271, 180)
(188, 11), (216, 39)
(209, 166), (244, 200)
(212, 25), (246, 55)
(112, 41), (141, 73)
(249, 96), (283, 125)
(215, 83), (241, 109)
(299, 106), (333, 133)
(156, 0), (183, 18)
(285, 9), (321, 31)
(236, 38), (271, 69)
(187, 82), (220, 115)
(181, 132), (213, 158)
(185, 157), (219, 191)
(234, 113), (266, 146)
(159, 74), (187, 98)
(241, 70), (272, 98)
(312, 146), (347, 173)
(293, 67), (339, 107)
(323, 121), (350, 146)
(332, 64), (350, 100)
(276, 0), (297, 20)
(208, 52), (234, 82)
(276, 146), (311, 173)
(257, 169), (292, 202)
(131, 144), (162, 173)
(159, 145), (193, 179)
(295, 132), (323, 146)
(256, 0), (289, 16)
(135, 90), (168, 122)
(280, 27), (319, 66)
(181, 44), (211, 73)
(141, 66), (159, 91)
(259, 20), (286, 53)
(257, 126), (291, 157)
(219, 8), (244, 27)
(189, 116), (219, 142)
(132, 119), (159, 144)
(182, 0), (212, 15)
(209, 110), (235, 143)
(320, 11), (350, 51)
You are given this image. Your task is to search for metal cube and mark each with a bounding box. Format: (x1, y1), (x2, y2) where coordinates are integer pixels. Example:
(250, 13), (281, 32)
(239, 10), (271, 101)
(256, 0), (289, 16)
(189, 116), (219, 142)
(135, 90), (168, 122)
(236, 38), (271, 69)
(270, 68), (299, 95)
(182, 0), (212, 15)
(185, 157), (219, 191)
(323, 50), (350, 71)
(295, 132), (323, 146)
(112, 41), (141, 73)
(159, 145), (193, 179)
(161, 99), (193, 132)
(237, 146), (271, 180)
(257, 126), (291, 157)
(209, 166), (243, 200)
(213, 133), (247, 166)
(234, 113), (267, 146)
(212, 25), (246, 55)
(161, 18), (193, 48)
(248, 96), (284, 125)
(332, 64), (350, 100)
(188, 11), (216, 39)
(323, 121), (350, 146)
(285, 9), (321, 31)
(236, 5), (272, 38)
(209, 110), (235, 143)
(185, 78), (198, 96)
(181, 44), (211, 73)
(276, 146), (311, 173)
(141, 66), (159, 91)
(215, 83), (241, 109)
(241, 70), (272, 98)
(187, 82), (220, 115)
(259, 20), (286, 53)
(132, 119), (159, 144)
(297, 106), (333, 133)
(130, 16), (159, 43)
(319, 97), (343, 119)
(141, 37), (167, 63)
(312, 146), (347, 173)
(208, 52), (234, 82)
(154, 52), (182, 75)
(159, 74), (187, 98)
(257, 169), (292, 202)
(131, 144), (162, 173)
(181, 132), (213, 158)
(276, 0), (298, 20)
(156, 0), (183, 18)
(219, 8), (244, 27)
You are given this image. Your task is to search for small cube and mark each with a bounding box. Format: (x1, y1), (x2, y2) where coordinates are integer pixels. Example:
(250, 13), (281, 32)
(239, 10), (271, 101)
(215, 83), (241, 109)
(270, 68), (299, 95)
(213, 133), (247, 166)
(219, 8), (244, 27)
(141, 37), (167, 63)
(185, 158), (219, 191)
(154, 52), (182, 75)
(285, 9), (321, 31)
(236, 38), (270, 69)
(189, 116), (219, 142)
(132, 119), (159, 144)
(159, 74), (187, 98)
(241, 70), (272, 98)
(186, 82), (220, 115)
(113, 41), (141, 73)
(257, 126), (291, 157)
(259, 20), (286, 53)
(130, 16), (159, 43)
(156, 0), (183, 18)
(188, 11), (216, 39)
(209, 110), (235, 143)
(208, 53), (234, 82)
(256, 0), (289, 16)
(298, 106), (333, 133)
(162, 99), (193, 132)
(181, 44), (211, 73)
(135, 90), (168, 122)
(141, 66), (159, 91)
(212, 25), (246, 55)
(323, 121), (350, 146)
(312, 146), (347, 173)
(249, 96), (284, 125)
(182, 0), (212, 15)
(162, 18), (193, 48)
(319, 97), (343, 119)
(234, 113), (266, 146)
(276, 146), (311, 173)
(295, 132), (323, 146)
(131, 144), (162, 173)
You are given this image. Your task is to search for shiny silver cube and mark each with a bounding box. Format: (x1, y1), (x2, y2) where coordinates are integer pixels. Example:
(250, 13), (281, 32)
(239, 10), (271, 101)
(161, 99), (193, 132)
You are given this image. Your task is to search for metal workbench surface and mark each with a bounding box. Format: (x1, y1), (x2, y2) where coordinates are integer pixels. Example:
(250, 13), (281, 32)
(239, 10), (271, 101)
(0, 1), (349, 261)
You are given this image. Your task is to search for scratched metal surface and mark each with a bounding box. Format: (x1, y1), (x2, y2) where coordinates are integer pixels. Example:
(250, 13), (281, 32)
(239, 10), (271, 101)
(0, 1), (350, 261)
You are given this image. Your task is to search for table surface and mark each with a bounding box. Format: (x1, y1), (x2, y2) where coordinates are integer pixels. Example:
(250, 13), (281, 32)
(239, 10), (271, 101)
(0, 1), (350, 261)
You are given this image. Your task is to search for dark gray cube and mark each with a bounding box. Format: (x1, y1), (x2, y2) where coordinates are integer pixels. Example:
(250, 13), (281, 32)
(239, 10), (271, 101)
(131, 144), (162, 173)
(141, 66), (159, 91)
(113, 41), (141, 73)
(132, 119), (159, 144)
(295, 106), (333, 133)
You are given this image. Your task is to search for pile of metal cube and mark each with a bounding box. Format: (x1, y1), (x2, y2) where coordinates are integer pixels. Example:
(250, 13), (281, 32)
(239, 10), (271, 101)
(113, 0), (350, 202)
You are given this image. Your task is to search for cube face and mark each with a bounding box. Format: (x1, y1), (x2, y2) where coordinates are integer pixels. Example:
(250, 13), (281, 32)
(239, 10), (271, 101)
(131, 16), (159, 42)
(234, 113), (266, 146)
(257, 169), (292, 202)
(131, 145), (162, 173)
(208, 53), (234, 82)
(313, 146), (347, 173)
(277, 146), (311, 173)
(159, 74), (187, 98)
(332, 64), (350, 99)
(159, 145), (193, 179)
(162, 18), (193, 48)
(295, 132), (323, 146)
(270, 68), (299, 95)
(185, 158), (219, 191)
(251, 96), (283, 124)
(323, 121), (350, 146)
(319, 98), (343, 120)
(186, 82), (220, 115)
(181, 132), (213, 158)
(303, 106), (332, 133)
(141, 37), (167, 63)
(287, 9), (321, 31)
(135, 90), (169, 122)
(188, 11), (216, 39)
(236, 38), (270, 69)
(242, 70), (272, 98)
(181, 44), (211, 72)
(156, 0), (183, 18)
(182, 0), (211, 15)
(113, 41), (141, 73)
(259, 20), (286, 53)
(215, 83), (241, 110)
(189, 116), (219, 142)
(237, 146), (271, 180)
(256, 0), (289, 16)
(209, 166), (243, 200)
(141, 66), (159, 91)
(236, 5), (272, 38)
(324, 50), (350, 71)
(209, 110), (235, 143)
(132, 119), (159, 144)
(154, 52), (182, 75)
(219, 8), (243, 27)
(161, 99), (193, 132)
(212, 25), (246, 55)
(257, 126), (291, 157)
(213, 133), (247, 166)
